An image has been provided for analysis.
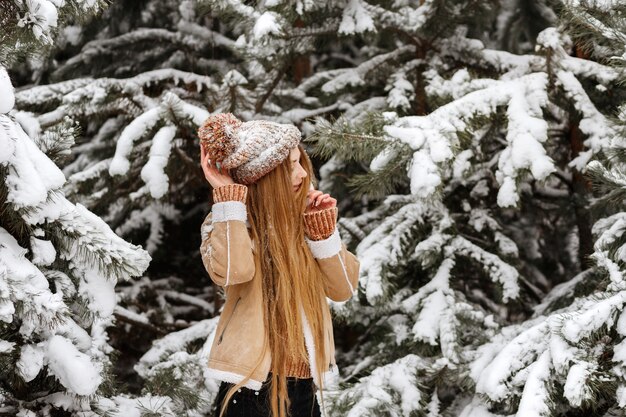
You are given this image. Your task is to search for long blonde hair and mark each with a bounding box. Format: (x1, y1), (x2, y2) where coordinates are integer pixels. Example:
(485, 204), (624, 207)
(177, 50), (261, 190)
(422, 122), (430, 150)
(218, 144), (328, 417)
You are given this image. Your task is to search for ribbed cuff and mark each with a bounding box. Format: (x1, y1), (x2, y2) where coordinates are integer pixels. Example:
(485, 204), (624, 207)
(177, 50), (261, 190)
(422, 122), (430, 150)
(213, 184), (248, 203)
(285, 360), (311, 378)
(303, 207), (338, 241)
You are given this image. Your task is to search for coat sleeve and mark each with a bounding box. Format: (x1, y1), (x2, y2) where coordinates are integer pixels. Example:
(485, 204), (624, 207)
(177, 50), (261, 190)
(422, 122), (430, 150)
(200, 184), (255, 287)
(303, 207), (360, 302)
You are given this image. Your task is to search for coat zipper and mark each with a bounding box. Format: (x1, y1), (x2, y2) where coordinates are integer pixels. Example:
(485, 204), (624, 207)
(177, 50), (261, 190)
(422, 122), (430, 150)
(218, 296), (241, 345)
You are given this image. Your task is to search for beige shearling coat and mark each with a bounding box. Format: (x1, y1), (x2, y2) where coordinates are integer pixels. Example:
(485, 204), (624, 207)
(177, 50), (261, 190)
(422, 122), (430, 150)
(200, 187), (360, 391)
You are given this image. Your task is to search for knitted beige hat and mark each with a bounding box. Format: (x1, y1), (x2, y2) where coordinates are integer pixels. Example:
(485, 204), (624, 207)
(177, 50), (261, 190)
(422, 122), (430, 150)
(198, 113), (301, 185)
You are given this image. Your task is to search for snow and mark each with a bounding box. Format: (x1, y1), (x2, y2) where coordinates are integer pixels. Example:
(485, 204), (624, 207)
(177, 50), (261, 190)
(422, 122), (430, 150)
(563, 362), (594, 407)
(95, 394), (176, 417)
(449, 236), (520, 302)
(1, 115), (66, 208)
(141, 125), (176, 198)
(618, 309), (626, 337)
(17, 344), (45, 382)
(79, 267), (117, 317)
(384, 125), (426, 149)
(339, 0), (376, 34)
(357, 202), (427, 304)
(388, 366), (422, 416)
(402, 259), (454, 345)
(386, 314), (410, 345)
(62, 25), (82, 45)
(115, 202), (179, 254)
(618, 385), (626, 408)
(386, 71), (415, 111)
(115, 305), (150, 324)
(0, 67), (15, 114)
(408, 150), (442, 197)
(109, 107), (161, 176)
(339, 354), (426, 417)
(369, 146), (399, 172)
(532, 270), (589, 316)
(67, 158), (112, 185)
(253, 12), (281, 39)
(176, 97), (210, 125)
(453, 149), (474, 179)
(46, 335), (102, 395)
(161, 290), (214, 313)
(380, 72), (554, 204)
(561, 292), (626, 343)
(13, 111), (41, 139)
(130, 319), (218, 410)
(466, 210), (519, 257)
(458, 398), (504, 417)
(0, 226), (66, 328)
(496, 75), (554, 206)
(19, 0), (59, 42)
(592, 212), (626, 282)
(413, 289), (448, 345)
(0, 120), (16, 163)
(0, 340), (15, 353)
(426, 392), (440, 417)
(474, 320), (549, 402)
(558, 70), (615, 171)
(55, 319), (92, 351)
(322, 46), (413, 94)
(548, 335), (578, 374)
(19, 194), (151, 281)
(136, 318), (219, 376)
(30, 237), (56, 266)
(515, 350), (552, 416)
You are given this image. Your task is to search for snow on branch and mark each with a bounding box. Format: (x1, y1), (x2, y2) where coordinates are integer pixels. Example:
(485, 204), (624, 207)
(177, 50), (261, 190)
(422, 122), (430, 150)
(8, 0), (102, 44)
(115, 203), (180, 254)
(400, 258), (460, 362)
(591, 212), (626, 290)
(141, 125), (176, 199)
(471, 291), (626, 413)
(448, 236), (520, 302)
(0, 64), (150, 402)
(361, 1), (434, 33)
(331, 354), (429, 417)
(108, 91), (208, 186)
(375, 73), (554, 206)
(321, 46), (414, 94)
(558, 69), (616, 170)
(356, 201), (429, 304)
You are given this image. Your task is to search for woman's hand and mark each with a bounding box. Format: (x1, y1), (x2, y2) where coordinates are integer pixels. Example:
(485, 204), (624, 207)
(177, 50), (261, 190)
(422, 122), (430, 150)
(306, 188), (337, 213)
(200, 146), (234, 188)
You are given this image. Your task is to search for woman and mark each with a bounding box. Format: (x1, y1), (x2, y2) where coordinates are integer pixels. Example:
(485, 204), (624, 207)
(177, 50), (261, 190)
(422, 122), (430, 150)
(198, 113), (360, 417)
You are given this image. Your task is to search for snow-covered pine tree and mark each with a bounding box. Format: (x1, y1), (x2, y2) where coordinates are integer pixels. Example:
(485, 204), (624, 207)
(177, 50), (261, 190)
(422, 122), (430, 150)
(0, 1), (152, 415)
(299, 0), (626, 416)
(461, 2), (626, 415)
(10, 0), (295, 411)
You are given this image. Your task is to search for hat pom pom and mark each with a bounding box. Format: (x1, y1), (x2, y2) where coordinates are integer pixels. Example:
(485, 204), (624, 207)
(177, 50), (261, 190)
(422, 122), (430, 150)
(198, 113), (242, 163)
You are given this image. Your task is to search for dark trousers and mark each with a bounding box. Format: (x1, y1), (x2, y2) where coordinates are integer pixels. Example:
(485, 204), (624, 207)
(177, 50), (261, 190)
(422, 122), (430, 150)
(213, 375), (322, 417)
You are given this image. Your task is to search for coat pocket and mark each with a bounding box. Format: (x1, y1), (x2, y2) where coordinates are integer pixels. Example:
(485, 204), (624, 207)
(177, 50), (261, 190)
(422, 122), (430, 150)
(217, 296), (242, 345)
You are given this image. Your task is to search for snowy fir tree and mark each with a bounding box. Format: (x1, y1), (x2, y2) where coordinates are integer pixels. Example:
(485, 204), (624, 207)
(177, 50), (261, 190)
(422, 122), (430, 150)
(4, 0), (626, 416)
(303, 1), (626, 416)
(0, 1), (153, 415)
